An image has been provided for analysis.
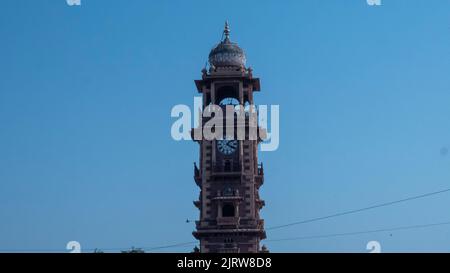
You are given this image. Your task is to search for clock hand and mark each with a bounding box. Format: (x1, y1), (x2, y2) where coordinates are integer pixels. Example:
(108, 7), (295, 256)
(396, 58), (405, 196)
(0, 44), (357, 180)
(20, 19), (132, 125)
(228, 141), (237, 148)
(226, 142), (237, 151)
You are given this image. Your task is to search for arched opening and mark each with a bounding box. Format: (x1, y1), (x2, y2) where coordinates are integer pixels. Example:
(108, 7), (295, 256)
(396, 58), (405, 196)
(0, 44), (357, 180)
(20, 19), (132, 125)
(216, 86), (239, 104)
(222, 203), (235, 217)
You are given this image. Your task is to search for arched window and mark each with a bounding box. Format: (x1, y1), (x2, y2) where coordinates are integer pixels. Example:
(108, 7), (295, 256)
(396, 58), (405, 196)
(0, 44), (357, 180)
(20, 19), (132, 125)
(216, 86), (239, 104)
(222, 203), (235, 217)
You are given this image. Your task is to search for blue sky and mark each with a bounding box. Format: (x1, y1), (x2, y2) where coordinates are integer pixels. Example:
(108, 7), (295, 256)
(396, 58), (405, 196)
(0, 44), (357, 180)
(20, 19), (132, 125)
(0, 0), (449, 252)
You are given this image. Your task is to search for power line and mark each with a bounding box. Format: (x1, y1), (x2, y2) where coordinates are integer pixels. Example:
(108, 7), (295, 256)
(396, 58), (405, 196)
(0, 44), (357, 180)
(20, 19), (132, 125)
(266, 187), (450, 231)
(0, 241), (198, 253)
(1, 188), (449, 253)
(143, 241), (197, 251)
(265, 221), (450, 242)
(2, 220), (450, 252)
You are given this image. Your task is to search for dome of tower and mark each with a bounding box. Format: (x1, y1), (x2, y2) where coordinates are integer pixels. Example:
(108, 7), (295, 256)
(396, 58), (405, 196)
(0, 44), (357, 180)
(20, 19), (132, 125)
(208, 22), (246, 68)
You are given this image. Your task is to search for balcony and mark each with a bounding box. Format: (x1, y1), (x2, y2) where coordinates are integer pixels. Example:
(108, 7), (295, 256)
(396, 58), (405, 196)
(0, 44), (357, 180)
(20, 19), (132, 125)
(218, 245), (240, 253)
(195, 220), (217, 230)
(194, 218), (264, 231)
(239, 219), (265, 229)
(216, 216), (240, 227)
(212, 163), (241, 177)
(214, 162), (241, 172)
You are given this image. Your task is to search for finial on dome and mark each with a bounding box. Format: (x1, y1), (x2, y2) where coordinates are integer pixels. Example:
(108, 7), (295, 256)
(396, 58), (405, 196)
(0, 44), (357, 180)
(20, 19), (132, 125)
(223, 21), (230, 42)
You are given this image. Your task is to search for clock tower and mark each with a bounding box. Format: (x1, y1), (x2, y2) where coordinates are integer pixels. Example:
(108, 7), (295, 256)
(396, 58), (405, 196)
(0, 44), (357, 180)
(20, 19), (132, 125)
(192, 22), (267, 253)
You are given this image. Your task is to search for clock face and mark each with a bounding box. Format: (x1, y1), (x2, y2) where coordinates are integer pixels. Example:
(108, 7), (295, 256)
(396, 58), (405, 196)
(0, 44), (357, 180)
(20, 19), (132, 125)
(217, 139), (238, 155)
(219, 97), (240, 106)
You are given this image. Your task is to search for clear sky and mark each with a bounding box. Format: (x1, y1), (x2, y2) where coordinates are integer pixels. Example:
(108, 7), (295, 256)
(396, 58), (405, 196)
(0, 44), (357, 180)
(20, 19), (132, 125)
(0, 0), (449, 253)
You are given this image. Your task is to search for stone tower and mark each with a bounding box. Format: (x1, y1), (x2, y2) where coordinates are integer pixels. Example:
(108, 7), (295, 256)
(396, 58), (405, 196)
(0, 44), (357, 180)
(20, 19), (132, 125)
(192, 22), (267, 253)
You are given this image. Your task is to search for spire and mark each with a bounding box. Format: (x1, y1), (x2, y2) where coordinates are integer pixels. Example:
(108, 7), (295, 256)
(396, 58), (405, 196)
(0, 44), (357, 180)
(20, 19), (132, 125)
(223, 21), (230, 42)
